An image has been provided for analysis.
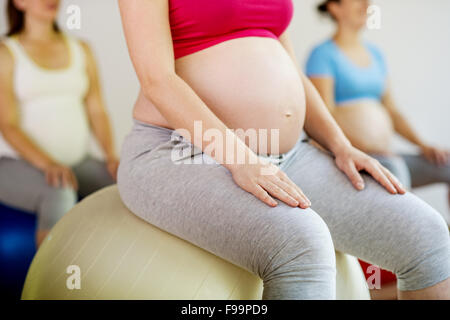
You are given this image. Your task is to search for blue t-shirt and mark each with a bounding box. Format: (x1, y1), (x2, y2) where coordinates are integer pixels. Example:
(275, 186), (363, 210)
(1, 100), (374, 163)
(305, 39), (388, 105)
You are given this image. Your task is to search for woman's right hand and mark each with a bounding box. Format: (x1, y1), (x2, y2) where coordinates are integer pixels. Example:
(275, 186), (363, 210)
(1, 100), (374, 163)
(229, 158), (311, 208)
(43, 162), (78, 190)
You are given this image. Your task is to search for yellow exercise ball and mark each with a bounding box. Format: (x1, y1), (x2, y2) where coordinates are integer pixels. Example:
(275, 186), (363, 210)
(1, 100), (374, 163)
(21, 185), (370, 300)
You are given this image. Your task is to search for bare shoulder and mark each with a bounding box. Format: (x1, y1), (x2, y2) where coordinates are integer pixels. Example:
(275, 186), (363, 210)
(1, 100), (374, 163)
(77, 38), (98, 67)
(0, 40), (14, 76)
(0, 40), (14, 65)
(78, 38), (90, 50)
(77, 38), (94, 57)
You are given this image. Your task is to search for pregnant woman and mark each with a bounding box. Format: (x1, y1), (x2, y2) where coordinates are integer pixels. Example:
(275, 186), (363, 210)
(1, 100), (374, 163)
(117, 0), (450, 299)
(306, 0), (450, 299)
(306, 0), (450, 200)
(0, 0), (118, 247)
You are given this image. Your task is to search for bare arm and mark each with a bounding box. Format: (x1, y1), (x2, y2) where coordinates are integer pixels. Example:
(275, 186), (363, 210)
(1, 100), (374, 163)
(277, 31), (351, 156)
(305, 77), (341, 151)
(81, 40), (117, 161)
(382, 84), (449, 165)
(309, 77), (337, 115)
(0, 43), (55, 170)
(80, 40), (120, 179)
(382, 84), (425, 147)
(118, 0), (254, 170)
(0, 42), (77, 188)
(118, 0), (312, 208)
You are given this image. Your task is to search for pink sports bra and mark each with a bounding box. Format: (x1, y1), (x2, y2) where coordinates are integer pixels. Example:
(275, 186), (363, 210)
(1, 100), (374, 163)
(169, 0), (294, 59)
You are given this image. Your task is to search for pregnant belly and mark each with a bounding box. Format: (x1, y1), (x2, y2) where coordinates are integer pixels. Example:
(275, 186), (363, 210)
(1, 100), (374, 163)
(133, 37), (306, 155)
(22, 99), (90, 166)
(332, 100), (394, 154)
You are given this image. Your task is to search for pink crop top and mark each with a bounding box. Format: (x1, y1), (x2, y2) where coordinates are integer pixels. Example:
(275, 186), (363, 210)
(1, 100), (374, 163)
(169, 0), (294, 59)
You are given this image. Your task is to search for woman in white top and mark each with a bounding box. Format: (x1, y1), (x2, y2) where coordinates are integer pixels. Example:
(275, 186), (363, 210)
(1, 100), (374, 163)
(0, 0), (119, 247)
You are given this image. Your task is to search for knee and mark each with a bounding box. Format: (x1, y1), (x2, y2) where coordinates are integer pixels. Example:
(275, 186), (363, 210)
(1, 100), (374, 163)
(412, 205), (449, 250)
(394, 204), (450, 291)
(257, 207), (336, 281)
(37, 186), (77, 230)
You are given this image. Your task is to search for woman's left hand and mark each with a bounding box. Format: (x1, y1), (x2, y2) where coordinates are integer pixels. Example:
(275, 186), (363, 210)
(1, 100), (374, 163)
(420, 144), (450, 167)
(333, 146), (406, 194)
(106, 157), (120, 181)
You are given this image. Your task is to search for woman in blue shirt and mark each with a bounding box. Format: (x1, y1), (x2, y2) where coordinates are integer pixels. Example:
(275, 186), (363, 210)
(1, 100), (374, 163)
(306, 0), (450, 300)
(306, 0), (450, 209)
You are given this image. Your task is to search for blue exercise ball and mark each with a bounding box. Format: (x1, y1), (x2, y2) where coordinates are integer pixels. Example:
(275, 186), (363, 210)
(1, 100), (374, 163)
(0, 203), (37, 300)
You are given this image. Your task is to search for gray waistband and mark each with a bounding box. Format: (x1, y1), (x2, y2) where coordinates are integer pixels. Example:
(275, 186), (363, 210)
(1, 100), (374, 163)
(132, 118), (309, 166)
(258, 131), (308, 166)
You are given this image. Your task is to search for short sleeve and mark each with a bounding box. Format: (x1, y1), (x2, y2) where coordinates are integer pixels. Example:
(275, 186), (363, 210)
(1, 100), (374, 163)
(305, 43), (335, 78)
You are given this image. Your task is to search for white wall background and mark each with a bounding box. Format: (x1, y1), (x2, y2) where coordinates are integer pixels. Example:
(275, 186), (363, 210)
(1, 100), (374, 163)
(1, 0), (449, 217)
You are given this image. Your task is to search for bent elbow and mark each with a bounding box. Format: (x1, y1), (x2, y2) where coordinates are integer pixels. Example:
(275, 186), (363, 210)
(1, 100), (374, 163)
(140, 72), (179, 103)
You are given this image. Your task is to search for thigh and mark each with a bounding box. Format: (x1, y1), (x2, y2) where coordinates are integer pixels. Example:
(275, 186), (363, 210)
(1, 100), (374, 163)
(369, 153), (412, 189)
(399, 153), (450, 188)
(72, 155), (115, 199)
(117, 130), (335, 279)
(0, 156), (77, 231)
(0, 156), (51, 212)
(283, 142), (449, 275)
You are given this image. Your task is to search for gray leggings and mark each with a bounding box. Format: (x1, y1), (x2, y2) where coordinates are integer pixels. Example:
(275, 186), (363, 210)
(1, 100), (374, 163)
(0, 155), (115, 231)
(369, 152), (450, 190)
(117, 119), (450, 299)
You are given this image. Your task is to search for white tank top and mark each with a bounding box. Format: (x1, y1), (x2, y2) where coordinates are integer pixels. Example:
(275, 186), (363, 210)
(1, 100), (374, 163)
(0, 33), (90, 166)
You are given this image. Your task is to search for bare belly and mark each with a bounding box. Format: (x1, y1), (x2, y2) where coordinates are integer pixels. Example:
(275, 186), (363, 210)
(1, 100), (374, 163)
(332, 100), (394, 154)
(133, 37), (306, 154)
